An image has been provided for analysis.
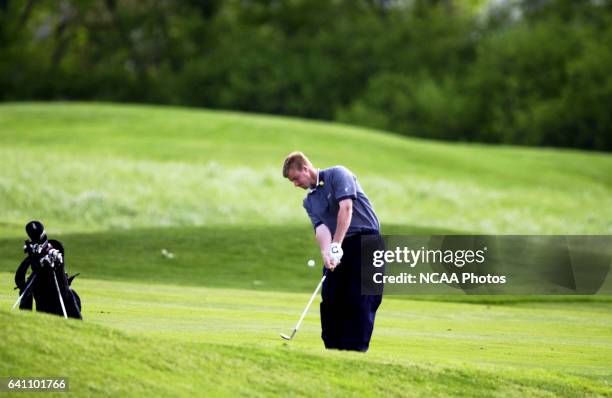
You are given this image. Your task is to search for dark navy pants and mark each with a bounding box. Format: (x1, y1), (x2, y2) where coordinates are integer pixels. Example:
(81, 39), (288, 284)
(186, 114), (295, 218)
(320, 232), (383, 352)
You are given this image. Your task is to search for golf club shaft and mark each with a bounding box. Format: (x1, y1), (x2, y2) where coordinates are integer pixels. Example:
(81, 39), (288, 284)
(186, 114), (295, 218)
(12, 273), (37, 309)
(293, 271), (327, 333)
(52, 271), (68, 319)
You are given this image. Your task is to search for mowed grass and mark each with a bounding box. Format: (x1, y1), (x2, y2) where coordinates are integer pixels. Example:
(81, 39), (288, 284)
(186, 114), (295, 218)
(0, 224), (456, 292)
(1, 275), (611, 397)
(1, 102), (611, 235)
(0, 227), (611, 397)
(1, 102), (611, 396)
(0, 226), (610, 301)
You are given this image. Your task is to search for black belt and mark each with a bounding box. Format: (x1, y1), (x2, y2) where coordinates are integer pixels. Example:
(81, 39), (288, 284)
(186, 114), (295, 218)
(346, 229), (380, 238)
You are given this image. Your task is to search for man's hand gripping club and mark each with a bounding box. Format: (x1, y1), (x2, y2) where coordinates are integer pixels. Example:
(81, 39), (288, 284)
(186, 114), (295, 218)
(329, 243), (343, 268)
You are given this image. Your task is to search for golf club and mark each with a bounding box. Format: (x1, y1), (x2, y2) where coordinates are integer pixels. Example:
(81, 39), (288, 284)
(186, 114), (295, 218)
(52, 271), (68, 319)
(280, 270), (327, 341)
(12, 273), (37, 309)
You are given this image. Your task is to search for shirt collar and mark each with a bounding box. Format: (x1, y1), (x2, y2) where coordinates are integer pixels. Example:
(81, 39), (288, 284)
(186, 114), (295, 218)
(307, 169), (324, 194)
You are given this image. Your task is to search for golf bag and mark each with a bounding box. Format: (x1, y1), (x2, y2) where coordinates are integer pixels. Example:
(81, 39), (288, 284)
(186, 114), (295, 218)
(14, 239), (82, 320)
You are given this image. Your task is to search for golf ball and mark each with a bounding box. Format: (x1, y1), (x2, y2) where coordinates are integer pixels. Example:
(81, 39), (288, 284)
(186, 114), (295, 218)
(307, 259), (315, 267)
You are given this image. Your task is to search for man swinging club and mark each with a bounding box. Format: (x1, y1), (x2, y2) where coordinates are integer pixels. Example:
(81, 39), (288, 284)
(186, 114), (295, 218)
(283, 152), (383, 352)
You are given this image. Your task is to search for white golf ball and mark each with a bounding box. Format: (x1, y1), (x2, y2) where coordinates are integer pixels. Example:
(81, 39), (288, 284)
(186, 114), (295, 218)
(307, 259), (315, 267)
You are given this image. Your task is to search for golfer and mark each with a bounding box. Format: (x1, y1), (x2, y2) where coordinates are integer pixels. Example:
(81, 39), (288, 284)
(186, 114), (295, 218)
(283, 151), (383, 352)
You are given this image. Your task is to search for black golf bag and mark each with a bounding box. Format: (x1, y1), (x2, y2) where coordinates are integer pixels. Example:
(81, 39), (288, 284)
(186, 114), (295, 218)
(14, 239), (83, 320)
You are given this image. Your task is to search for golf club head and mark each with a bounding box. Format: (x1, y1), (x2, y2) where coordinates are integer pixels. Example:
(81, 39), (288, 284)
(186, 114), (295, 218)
(280, 329), (297, 340)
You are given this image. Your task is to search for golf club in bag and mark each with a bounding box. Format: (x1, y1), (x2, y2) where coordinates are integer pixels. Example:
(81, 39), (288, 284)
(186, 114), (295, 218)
(52, 266), (68, 319)
(281, 269), (328, 341)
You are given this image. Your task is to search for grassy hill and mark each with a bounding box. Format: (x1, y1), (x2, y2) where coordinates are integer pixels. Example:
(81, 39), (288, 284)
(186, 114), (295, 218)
(0, 102), (610, 235)
(0, 102), (611, 396)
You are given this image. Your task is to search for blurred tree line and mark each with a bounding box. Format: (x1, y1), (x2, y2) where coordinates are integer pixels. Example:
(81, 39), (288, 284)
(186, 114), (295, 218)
(1, 0), (610, 151)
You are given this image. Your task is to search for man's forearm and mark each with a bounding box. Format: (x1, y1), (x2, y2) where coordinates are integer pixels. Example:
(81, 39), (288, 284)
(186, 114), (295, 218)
(315, 224), (332, 254)
(333, 200), (352, 244)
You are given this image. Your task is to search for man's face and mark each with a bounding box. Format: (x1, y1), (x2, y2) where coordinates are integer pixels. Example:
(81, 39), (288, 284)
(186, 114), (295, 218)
(287, 166), (314, 189)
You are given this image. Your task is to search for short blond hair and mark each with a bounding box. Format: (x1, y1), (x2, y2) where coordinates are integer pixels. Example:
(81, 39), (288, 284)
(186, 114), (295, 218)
(282, 151), (312, 178)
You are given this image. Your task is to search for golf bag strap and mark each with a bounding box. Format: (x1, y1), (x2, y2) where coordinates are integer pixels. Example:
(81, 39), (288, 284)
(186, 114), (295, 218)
(14, 257), (31, 291)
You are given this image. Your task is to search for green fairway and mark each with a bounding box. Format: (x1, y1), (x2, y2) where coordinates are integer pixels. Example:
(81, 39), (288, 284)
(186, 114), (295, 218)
(1, 275), (611, 397)
(0, 103), (610, 235)
(0, 224), (452, 292)
(1, 103), (611, 396)
(1, 225), (610, 300)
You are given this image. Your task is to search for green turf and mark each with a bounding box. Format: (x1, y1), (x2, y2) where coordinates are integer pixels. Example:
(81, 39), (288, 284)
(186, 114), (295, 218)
(0, 102), (610, 235)
(1, 226), (610, 302)
(1, 102), (611, 396)
(0, 224), (456, 292)
(1, 276), (611, 397)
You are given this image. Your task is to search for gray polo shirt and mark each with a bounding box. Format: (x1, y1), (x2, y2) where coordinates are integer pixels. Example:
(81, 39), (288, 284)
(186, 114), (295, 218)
(303, 166), (380, 236)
